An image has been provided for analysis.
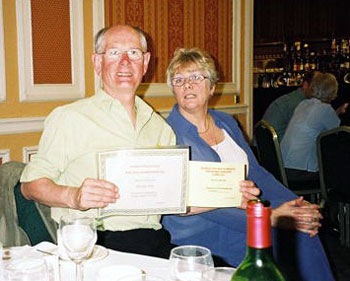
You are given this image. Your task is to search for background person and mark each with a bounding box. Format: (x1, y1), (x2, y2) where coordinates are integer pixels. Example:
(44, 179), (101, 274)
(20, 25), (175, 258)
(161, 47), (334, 281)
(281, 72), (348, 182)
(262, 71), (319, 141)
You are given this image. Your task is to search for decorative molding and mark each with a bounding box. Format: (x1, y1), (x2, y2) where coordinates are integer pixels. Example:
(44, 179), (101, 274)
(16, 0), (85, 102)
(244, 0), (254, 137)
(93, 0), (105, 94)
(158, 104), (248, 119)
(136, 82), (237, 98)
(23, 145), (38, 163)
(233, 0), (241, 94)
(0, 149), (10, 164)
(0, 104), (248, 135)
(0, 117), (45, 135)
(0, 0), (6, 102)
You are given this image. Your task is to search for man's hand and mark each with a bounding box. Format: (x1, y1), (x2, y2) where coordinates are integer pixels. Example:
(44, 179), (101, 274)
(239, 180), (261, 209)
(69, 178), (119, 210)
(271, 197), (322, 237)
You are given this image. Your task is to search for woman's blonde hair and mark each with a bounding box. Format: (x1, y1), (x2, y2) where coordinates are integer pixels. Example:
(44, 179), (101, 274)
(166, 48), (218, 88)
(309, 72), (338, 103)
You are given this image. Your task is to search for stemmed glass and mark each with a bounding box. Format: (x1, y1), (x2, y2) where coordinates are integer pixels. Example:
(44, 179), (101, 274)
(59, 215), (97, 281)
(118, 274), (165, 281)
(169, 245), (214, 281)
(202, 267), (236, 281)
(3, 257), (49, 281)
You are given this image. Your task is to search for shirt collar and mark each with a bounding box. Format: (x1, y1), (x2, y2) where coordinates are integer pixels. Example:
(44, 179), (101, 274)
(94, 88), (154, 123)
(95, 88), (122, 111)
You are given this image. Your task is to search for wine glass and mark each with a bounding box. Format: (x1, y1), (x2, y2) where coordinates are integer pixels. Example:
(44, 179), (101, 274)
(169, 245), (214, 281)
(202, 267), (236, 281)
(59, 215), (97, 281)
(118, 273), (165, 281)
(3, 257), (49, 281)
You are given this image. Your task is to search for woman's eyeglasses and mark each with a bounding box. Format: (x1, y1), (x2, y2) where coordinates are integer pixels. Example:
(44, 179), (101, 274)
(171, 73), (209, 87)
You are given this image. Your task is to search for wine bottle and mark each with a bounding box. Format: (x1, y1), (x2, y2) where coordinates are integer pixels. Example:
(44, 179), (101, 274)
(231, 199), (286, 281)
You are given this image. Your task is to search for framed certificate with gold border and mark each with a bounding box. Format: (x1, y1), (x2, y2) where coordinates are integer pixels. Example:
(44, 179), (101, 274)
(98, 147), (189, 216)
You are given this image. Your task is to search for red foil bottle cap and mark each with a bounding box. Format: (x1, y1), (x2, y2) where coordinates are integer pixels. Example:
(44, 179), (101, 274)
(246, 200), (272, 249)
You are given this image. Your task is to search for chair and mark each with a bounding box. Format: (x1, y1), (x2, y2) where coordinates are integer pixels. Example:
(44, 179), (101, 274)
(0, 161), (57, 246)
(317, 126), (350, 247)
(254, 120), (321, 202)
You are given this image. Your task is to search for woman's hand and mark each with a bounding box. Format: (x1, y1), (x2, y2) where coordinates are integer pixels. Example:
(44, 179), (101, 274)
(183, 180), (261, 216)
(271, 197), (322, 237)
(239, 180), (261, 209)
(183, 180), (261, 215)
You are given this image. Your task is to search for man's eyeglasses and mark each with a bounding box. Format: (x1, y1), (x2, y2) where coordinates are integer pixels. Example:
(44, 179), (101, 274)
(99, 48), (145, 61)
(171, 73), (209, 87)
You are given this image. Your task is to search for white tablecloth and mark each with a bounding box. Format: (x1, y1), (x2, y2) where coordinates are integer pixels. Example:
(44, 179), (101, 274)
(1, 243), (170, 281)
(63, 246), (170, 281)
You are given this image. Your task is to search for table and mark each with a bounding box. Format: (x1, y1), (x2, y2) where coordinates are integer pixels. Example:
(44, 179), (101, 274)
(1, 243), (170, 281)
(65, 246), (170, 281)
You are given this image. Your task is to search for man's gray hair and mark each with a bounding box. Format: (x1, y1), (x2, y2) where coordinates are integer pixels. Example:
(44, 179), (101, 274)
(94, 25), (148, 54)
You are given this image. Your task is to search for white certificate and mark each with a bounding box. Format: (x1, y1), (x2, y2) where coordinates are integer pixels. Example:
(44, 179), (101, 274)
(188, 161), (245, 207)
(98, 148), (189, 216)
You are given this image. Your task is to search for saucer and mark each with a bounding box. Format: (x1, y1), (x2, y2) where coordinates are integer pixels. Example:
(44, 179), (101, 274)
(34, 242), (108, 263)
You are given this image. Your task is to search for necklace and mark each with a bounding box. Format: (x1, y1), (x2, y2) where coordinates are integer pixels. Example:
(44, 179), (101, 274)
(198, 115), (211, 134)
(212, 122), (219, 151)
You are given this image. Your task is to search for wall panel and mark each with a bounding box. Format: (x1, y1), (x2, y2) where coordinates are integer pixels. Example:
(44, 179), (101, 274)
(0, 149), (10, 164)
(0, 0), (96, 161)
(31, 0), (72, 84)
(0, 0), (5, 102)
(16, 0), (85, 101)
(105, 0), (233, 85)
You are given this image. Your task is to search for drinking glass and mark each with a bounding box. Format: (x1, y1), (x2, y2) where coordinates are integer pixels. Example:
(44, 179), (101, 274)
(169, 245), (214, 281)
(118, 273), (165, 281)
(59, 215), (97, 281)
(202, 267), (236, 281)
(3, 257), (49, 281)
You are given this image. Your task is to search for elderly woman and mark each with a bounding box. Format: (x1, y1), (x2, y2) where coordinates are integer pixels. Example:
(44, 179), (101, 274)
(281, 72), (347, 182)
(162, 48), (334, 281)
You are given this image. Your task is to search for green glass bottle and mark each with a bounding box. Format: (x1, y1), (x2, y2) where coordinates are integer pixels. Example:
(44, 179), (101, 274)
(231, 199), (286, 281)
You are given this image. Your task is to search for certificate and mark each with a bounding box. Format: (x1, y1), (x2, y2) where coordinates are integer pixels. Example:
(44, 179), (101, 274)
(188, 161), (245, 207)
(98, 147), (189, 216)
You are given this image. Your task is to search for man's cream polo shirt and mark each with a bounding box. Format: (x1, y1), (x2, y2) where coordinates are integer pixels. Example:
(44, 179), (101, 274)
(21, 89), (176, 231)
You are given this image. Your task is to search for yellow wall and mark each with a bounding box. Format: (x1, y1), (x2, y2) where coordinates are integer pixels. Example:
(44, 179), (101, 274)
(0, 0), (253, 163)
(0, 1), (96, 162)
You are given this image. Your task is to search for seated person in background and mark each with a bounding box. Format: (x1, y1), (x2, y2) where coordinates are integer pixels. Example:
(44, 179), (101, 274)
(281, 72), (348, 182)
(20, 25), (176, 258)
(262, 71), (319, 141)
(161, 47), (334, 281)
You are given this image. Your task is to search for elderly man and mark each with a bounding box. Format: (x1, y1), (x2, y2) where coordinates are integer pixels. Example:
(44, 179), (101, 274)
(20, 25), (175, 258)
(262, 71), (319, 141)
